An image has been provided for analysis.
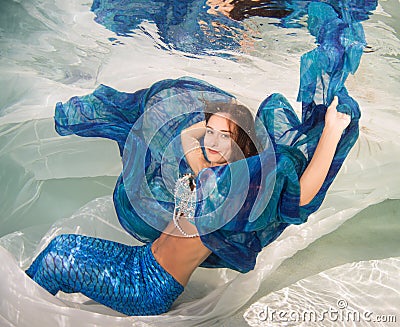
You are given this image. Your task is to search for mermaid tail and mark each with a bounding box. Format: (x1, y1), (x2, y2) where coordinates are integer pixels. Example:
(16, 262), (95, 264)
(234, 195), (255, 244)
(26, 234), (183, 316)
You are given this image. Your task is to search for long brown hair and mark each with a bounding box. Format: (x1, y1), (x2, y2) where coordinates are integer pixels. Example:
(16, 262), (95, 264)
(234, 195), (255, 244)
(204, 101), (259, 160)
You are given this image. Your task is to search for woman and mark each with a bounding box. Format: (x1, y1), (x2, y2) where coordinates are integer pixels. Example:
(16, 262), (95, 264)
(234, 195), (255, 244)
(26, 90), (350, 316)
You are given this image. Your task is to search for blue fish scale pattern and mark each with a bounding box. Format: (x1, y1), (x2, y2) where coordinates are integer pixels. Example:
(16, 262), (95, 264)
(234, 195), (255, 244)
(26, 234), (184, 316)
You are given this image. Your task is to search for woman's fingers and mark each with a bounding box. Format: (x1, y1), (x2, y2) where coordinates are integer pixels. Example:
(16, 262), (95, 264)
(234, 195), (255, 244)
(330, 96), (339, 108)
(326, 96), (338, 115)
(325, 96), (351, 131)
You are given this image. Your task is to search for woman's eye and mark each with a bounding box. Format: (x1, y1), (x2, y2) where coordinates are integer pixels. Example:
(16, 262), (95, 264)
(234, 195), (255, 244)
(206, 129), (213, 134)
(221, 133), (230, 139)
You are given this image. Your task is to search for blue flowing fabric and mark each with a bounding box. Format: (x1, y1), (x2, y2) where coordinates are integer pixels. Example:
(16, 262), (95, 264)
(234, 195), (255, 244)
(54, 2), (367, 273)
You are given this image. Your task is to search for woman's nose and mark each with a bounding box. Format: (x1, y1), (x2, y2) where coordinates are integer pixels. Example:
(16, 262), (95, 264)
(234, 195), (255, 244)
(210, 134), (219, 147)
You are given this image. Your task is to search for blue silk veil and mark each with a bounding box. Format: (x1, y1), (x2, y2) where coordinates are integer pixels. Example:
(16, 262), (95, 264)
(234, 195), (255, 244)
(54, 2), (365, 273)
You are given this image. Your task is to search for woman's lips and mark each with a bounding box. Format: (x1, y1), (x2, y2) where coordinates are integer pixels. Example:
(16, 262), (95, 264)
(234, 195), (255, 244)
(208, 148), (219, 155)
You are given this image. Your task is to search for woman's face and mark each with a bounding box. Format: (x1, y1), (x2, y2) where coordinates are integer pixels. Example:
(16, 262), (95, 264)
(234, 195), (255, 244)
(204, 113), (235, 166)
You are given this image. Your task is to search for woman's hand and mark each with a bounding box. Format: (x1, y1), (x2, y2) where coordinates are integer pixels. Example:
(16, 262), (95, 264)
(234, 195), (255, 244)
(182, 121), (206, 139)
(181, 120), (210, 176)
(324, 96), (351, 134)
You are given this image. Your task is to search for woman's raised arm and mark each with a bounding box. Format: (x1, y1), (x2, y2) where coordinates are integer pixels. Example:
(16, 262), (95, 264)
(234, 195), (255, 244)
(299, 97), (351, 206)
(181, 121), (211, 176)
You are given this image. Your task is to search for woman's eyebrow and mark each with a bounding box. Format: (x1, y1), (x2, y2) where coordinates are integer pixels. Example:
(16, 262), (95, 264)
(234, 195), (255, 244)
(206, 125), (232, 134)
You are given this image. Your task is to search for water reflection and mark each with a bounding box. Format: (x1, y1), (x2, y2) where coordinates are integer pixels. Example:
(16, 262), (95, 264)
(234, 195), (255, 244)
(91, 0), (378, 56)
(91, 0), (241, 55)
(210, 0), (308, 26)
(90, 0), (301, 55)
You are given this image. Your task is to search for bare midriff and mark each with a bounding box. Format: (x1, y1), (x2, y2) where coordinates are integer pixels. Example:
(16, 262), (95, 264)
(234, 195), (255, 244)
(151, 220), (212, 287)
